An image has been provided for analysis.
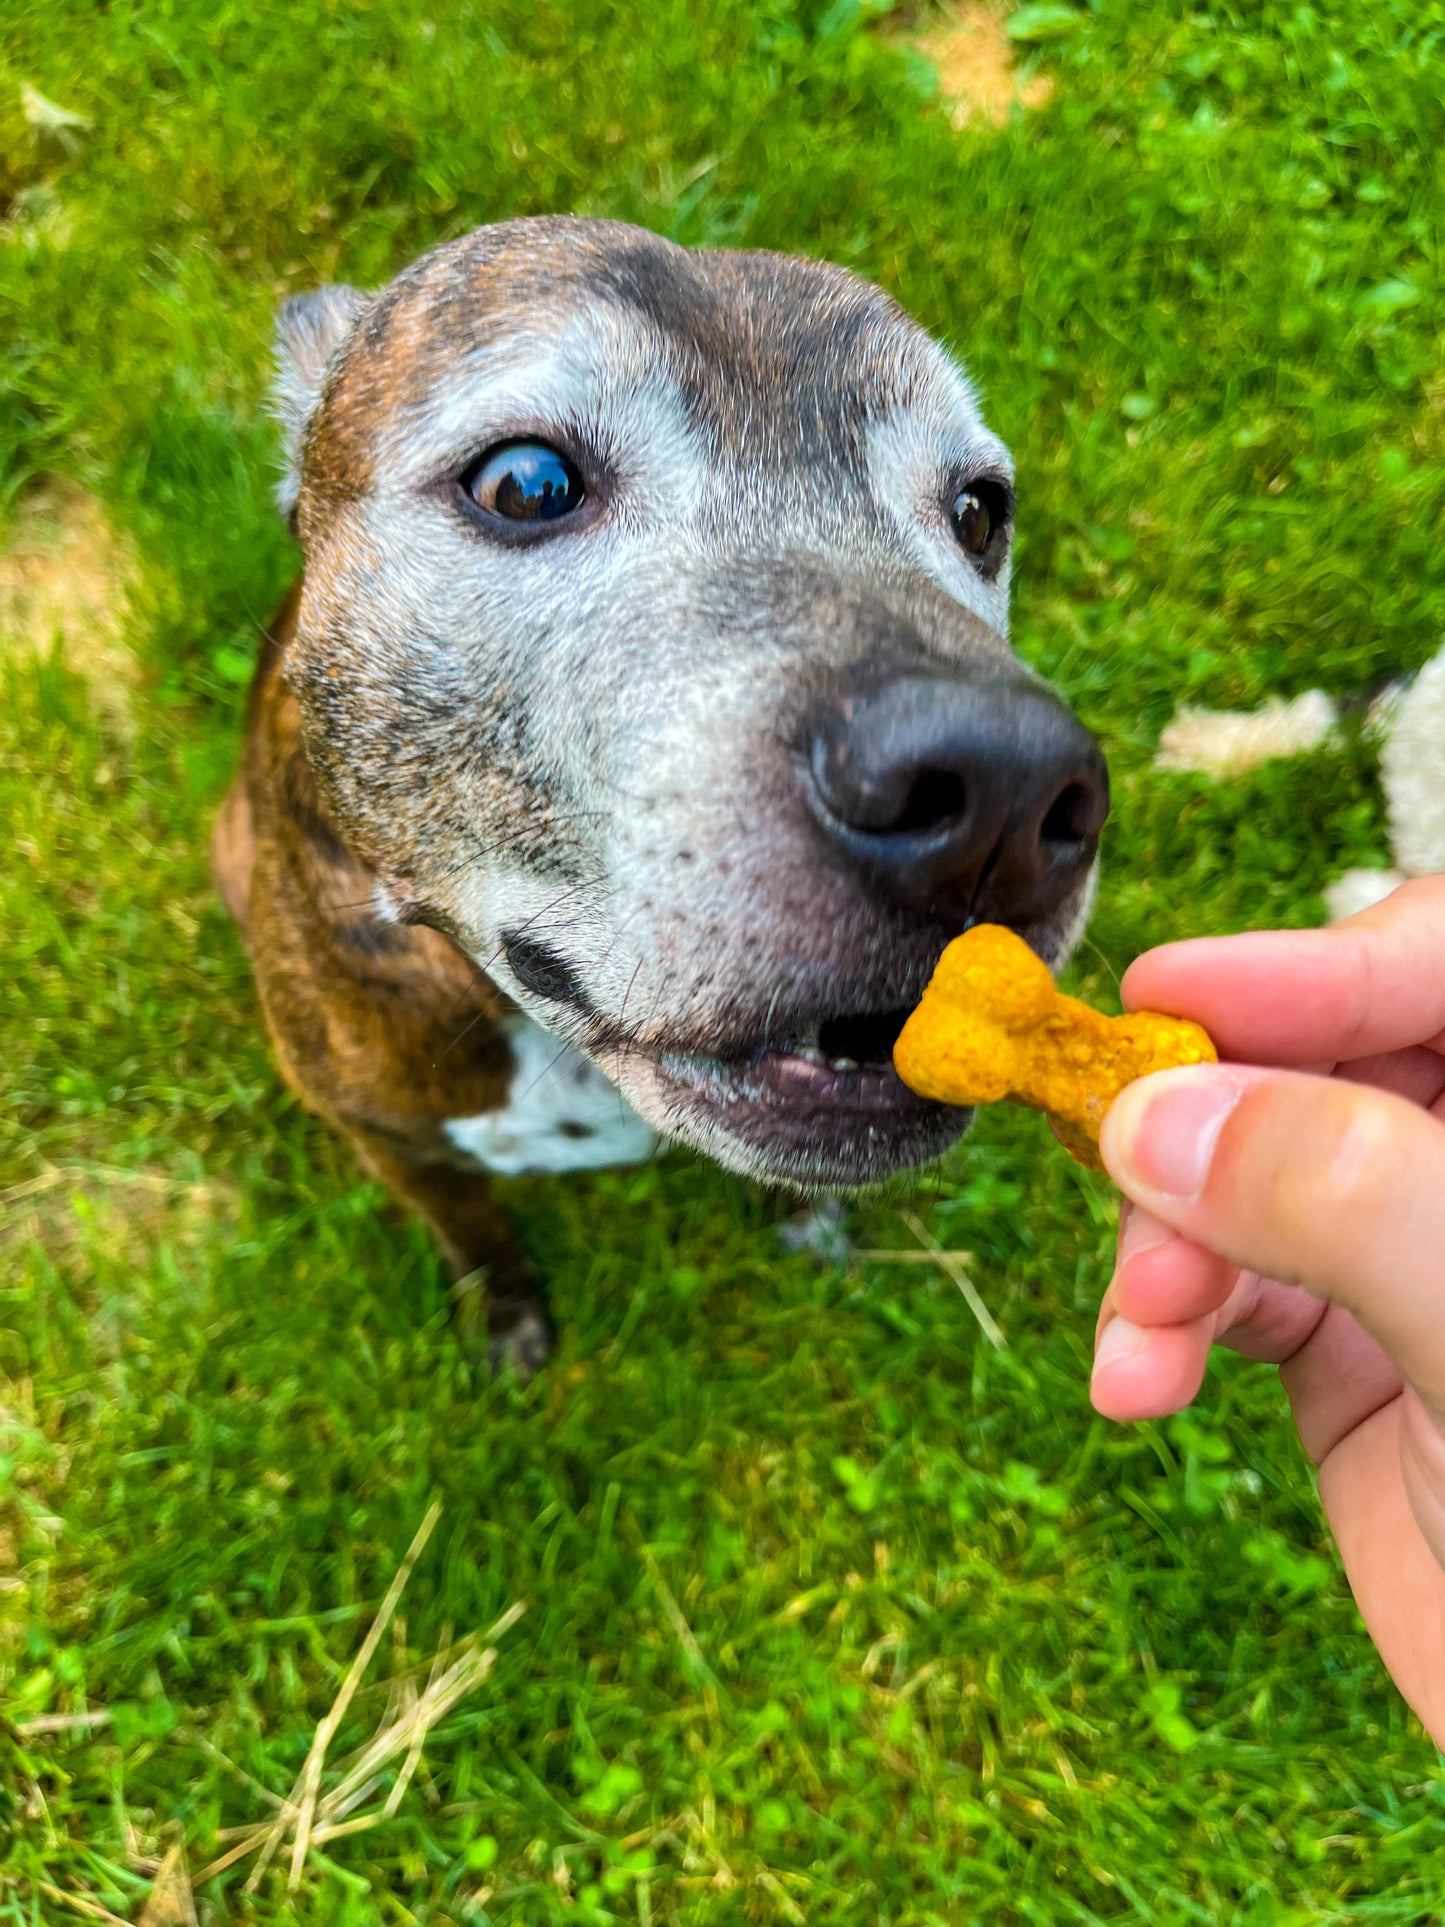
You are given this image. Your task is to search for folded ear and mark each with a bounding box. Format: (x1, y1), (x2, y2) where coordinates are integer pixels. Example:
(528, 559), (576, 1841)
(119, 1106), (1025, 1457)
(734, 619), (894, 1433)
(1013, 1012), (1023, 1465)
(272, 284), (367, 521)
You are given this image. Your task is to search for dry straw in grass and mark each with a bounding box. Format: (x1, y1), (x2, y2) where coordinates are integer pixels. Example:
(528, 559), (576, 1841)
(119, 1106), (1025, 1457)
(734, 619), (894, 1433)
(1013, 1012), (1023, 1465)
(859, 1210), (1007, 1351)
(193, 1499), (526, 1895)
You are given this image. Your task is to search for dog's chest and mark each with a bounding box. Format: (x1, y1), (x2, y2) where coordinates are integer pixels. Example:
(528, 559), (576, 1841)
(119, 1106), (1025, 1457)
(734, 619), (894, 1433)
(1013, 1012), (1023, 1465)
(443, 1018), (655, 1177)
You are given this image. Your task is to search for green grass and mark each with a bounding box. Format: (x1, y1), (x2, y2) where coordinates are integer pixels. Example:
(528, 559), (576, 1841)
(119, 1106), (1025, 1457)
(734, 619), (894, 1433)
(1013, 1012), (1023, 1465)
(3, 0), (1445, 1919)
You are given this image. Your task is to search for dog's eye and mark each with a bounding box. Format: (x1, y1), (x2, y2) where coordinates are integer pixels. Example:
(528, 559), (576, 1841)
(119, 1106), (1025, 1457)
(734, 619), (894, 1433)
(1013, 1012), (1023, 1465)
(951, 479), (1011, 561)
(464, 441), (585, 522)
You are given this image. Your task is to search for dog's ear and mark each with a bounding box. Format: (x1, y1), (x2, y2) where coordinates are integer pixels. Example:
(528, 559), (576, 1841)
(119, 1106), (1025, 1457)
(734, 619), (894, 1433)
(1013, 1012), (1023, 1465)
(272, 284), (367, 523)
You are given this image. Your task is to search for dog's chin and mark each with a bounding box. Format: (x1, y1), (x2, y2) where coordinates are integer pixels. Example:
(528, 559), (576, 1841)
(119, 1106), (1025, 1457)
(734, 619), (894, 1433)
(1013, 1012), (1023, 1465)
(598, 1038), (971, 1189)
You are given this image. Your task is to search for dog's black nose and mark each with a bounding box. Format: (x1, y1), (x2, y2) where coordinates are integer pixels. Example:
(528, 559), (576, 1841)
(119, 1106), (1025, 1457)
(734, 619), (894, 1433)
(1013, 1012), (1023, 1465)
(805, 671), (1109, 922)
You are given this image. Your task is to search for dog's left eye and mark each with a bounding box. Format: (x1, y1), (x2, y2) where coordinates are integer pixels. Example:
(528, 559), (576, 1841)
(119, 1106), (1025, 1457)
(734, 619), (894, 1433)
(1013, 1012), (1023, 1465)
(463, 441), (585, 522)
(951, 478), (1011, 563)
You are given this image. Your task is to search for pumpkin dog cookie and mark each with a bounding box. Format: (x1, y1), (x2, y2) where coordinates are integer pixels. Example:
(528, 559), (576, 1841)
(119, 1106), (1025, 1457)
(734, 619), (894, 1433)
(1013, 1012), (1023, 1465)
(892, 924), (1217, 1169)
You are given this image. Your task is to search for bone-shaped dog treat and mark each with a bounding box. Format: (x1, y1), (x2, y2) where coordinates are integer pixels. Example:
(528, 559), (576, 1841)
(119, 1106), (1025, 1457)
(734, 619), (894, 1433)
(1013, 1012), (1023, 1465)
(892, 924), (1217, 1169)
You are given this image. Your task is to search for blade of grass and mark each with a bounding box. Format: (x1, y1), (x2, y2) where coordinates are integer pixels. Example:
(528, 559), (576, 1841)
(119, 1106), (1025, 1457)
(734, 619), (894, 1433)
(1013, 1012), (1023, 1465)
(257, 1497), (441, 1895)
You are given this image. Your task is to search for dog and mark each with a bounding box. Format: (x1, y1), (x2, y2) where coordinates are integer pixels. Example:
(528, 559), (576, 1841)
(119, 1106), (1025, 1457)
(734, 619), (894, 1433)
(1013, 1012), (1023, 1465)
(213, 216), (1109, 1370)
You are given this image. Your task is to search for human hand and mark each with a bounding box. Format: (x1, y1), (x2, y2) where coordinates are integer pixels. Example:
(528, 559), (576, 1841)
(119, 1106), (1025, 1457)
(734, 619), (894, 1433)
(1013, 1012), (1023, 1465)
(1091, 877), (1445, 1744)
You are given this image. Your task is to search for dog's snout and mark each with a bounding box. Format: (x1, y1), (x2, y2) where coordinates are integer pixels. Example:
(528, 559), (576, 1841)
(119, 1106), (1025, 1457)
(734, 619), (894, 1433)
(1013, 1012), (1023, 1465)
(804, 672), (1109, 922)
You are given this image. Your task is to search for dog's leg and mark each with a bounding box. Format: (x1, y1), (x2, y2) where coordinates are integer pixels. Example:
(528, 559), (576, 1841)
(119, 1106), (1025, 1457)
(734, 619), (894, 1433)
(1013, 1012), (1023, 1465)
(256, 950), (555, 1375)
(210, 777), (255, 941)
(251, 927), (555, 1373)
(345, 1132), (552, 1376)
(221, 592), (555, 1373)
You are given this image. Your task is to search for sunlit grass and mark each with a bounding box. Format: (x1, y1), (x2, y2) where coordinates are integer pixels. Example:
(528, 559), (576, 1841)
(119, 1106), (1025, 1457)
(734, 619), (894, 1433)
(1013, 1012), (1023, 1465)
(3, 0), (1443, 1919)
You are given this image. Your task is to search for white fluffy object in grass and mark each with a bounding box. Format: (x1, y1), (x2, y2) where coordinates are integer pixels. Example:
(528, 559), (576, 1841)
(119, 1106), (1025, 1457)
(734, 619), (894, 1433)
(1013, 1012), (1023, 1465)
(1151, 643), (1445, 925)
(1323, 867), (1406, 923)
(1380, 645), (1445, 879)
(1154, 689), (1338, 776)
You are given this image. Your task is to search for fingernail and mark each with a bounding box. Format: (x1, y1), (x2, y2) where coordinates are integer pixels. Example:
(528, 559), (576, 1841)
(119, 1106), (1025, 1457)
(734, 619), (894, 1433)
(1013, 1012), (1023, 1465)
(1093, 1316), (1149, 1371)
(1101, 1066), (1242, 1203)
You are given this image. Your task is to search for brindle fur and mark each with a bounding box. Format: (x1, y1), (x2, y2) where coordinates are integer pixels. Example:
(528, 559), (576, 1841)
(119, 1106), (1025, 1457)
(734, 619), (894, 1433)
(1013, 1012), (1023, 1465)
(213, 589), (547, 1366)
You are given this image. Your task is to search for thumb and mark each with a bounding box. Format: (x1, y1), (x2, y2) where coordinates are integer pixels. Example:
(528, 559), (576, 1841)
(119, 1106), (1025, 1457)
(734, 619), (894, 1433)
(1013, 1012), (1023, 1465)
(1099, 1063), (1445, 1422)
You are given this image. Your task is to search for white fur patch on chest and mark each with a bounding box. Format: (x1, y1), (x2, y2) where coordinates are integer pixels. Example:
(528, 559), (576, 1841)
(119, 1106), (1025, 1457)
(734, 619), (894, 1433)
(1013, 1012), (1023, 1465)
(443, 1018), (656, 1177)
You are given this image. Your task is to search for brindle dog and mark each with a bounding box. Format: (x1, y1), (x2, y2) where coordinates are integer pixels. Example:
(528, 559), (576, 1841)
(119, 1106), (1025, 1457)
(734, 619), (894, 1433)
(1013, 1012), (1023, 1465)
(214, 216), (1108, 1370)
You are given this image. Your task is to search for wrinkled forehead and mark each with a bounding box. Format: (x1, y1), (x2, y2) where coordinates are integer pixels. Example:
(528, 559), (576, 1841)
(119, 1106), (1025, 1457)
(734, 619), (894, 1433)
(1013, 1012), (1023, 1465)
(309, 220), (1004, 498)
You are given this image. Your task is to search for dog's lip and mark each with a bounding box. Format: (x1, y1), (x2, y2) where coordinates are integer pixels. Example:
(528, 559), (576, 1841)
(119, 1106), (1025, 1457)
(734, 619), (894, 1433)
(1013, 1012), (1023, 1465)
(607, 994), (917, 1098)
(597, 997), (968, 1185)
(647, 1007), (938, 1118)
(657, 1044), (929, 1112)
(639, 1027), (963, 1188)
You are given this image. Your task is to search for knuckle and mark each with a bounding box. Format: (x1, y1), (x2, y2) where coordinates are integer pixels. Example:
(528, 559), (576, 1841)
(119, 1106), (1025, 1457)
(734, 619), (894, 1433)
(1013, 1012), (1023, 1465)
(1399, 874), (1445, 912)
(1312, 1089), (1403, 1226)
(1225, 1079), (1400, 1262)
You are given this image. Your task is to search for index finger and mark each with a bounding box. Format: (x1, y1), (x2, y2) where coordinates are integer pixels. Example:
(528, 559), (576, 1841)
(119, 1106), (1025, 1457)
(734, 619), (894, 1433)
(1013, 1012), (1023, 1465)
(1120, 876), (1445, 1064)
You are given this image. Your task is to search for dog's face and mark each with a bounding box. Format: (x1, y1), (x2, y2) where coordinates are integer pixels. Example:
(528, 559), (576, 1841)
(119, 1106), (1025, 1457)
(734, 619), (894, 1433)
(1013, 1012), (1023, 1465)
(278, 217), (1107, 1188)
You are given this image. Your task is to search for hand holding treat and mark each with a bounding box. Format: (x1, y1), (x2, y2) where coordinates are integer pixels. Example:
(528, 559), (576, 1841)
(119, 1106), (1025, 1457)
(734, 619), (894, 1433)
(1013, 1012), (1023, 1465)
(891, 924), (1217, 1168)
(1088, 878), (1445, 1745)
(893, 894), (1445, 1750)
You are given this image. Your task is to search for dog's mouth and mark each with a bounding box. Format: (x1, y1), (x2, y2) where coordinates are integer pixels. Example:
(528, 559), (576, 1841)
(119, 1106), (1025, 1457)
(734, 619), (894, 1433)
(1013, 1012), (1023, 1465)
(620, 999), (970, 1187)
(661, 1004), (916, 1107)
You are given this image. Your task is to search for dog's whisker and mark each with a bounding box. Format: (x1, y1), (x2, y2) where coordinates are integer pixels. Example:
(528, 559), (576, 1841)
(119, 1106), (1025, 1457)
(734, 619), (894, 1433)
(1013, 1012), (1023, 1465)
(1075, 932), (1124, 999)
(615, 955), (645, 1040)
(762, 985), (783, 1047)
(456, 810), (610, 872)
(436, 967), (493, 1035)
(439, 874), (608, 1062)
(513, 1034), (592, 1106)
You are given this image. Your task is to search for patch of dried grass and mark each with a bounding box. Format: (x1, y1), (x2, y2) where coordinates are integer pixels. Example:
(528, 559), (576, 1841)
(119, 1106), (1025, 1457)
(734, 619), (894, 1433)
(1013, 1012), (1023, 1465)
(0, 479), (138, 731)
(136, 1836), (198, 1927)
(0, 1161), (236, 1270)
(915, 3), (1054, 129)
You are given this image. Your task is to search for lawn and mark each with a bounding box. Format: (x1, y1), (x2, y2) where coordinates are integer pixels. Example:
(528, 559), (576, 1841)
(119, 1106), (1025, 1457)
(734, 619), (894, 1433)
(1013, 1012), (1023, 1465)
(3, 0), (1445, 1920)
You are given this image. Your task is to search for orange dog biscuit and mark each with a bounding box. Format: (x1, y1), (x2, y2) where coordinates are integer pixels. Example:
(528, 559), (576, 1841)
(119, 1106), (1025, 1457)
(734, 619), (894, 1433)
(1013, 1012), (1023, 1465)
(892, 924), (1217, 1169)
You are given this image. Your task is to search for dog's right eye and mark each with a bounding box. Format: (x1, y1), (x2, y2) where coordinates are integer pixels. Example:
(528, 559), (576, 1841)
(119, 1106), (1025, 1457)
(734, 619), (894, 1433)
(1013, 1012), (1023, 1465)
(463, 441), (586, 522)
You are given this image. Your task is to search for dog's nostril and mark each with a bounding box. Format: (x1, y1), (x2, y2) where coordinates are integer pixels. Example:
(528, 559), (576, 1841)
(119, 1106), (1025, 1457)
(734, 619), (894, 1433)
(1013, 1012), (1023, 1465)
(1040, 781), (1098, 845)
(804, 669), (1108, 921)
(892, 768), (969, 835)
